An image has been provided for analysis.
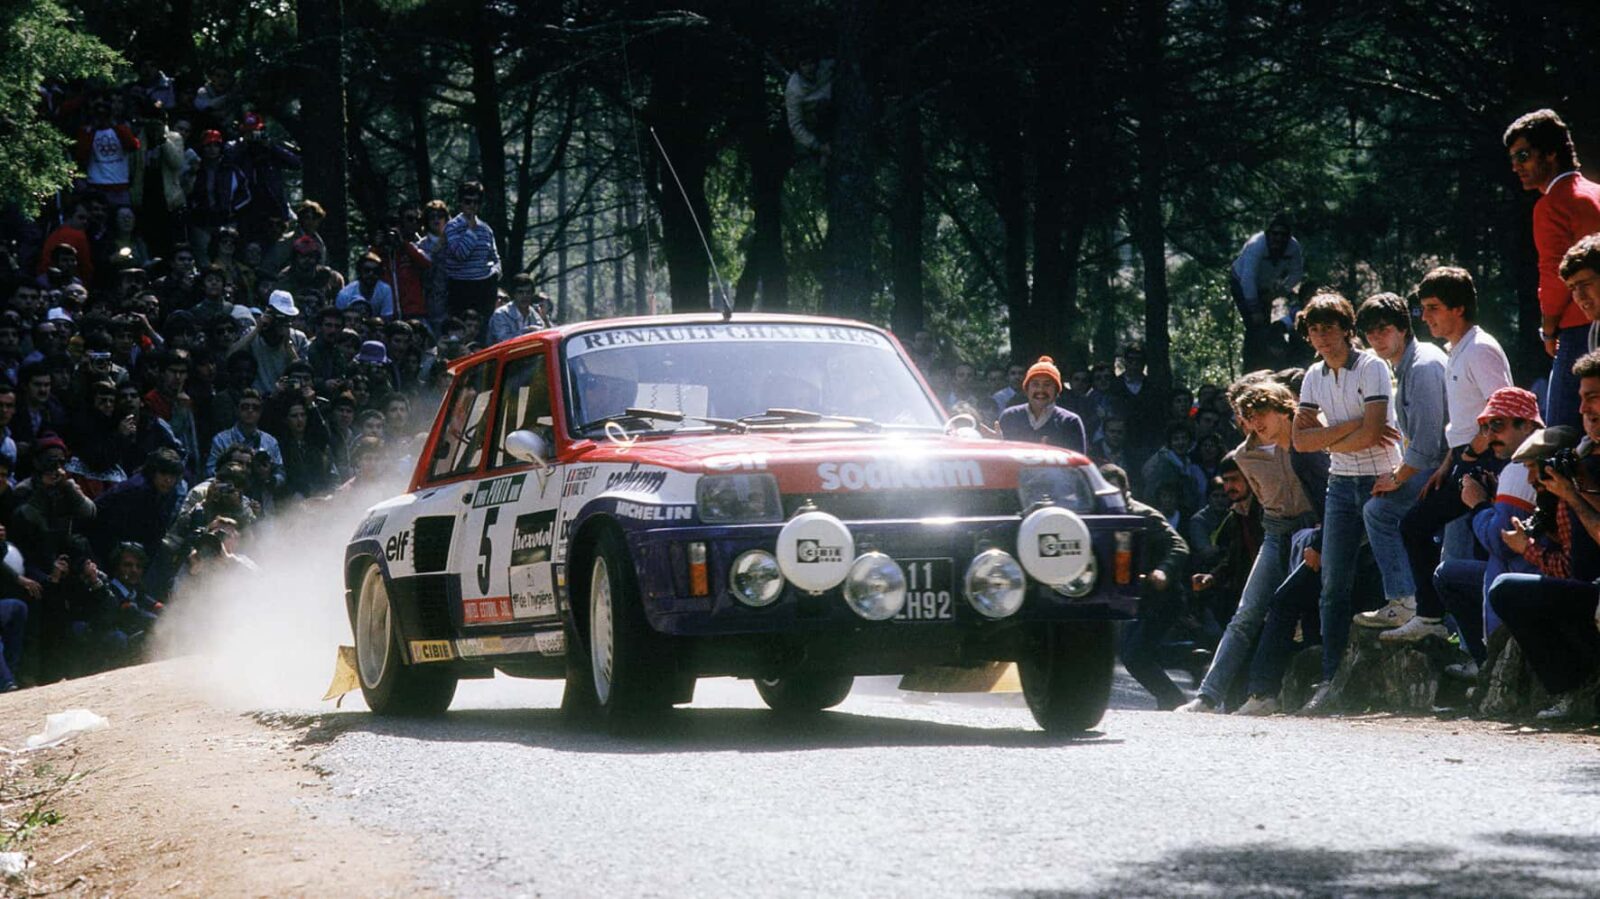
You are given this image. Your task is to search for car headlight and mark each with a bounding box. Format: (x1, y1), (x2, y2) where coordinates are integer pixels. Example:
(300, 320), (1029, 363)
(964, 549), (1026, 619)
(730, 550), (785, 606)
(696, 474), (782, 523)
(1056, 554), (1097, 598)
(842, 552), (907, 620)
(1017, 466), (1095, 512)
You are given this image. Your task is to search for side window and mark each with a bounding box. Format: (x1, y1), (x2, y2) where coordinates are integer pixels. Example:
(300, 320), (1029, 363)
(490, 352), (552, 470)
(428, 360), (497, 481)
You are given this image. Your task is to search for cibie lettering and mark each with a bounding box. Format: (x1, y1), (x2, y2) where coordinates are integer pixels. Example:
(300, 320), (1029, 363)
(796, 539), (844, 563)
(1037, 533), (1082, 558)
(816, 459), (984, 491)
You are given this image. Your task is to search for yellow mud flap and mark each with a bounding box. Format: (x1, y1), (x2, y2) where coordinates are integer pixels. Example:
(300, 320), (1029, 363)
(323, 645), (360, 706)
(898, 661), (1021, 694)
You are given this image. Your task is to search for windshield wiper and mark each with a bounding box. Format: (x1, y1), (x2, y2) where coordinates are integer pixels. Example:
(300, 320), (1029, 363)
(577, 407), (745, 435)
(738, 407), (882, 432)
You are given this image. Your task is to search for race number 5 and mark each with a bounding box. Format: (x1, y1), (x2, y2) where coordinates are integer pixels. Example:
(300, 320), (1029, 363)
(476, 507), (500, 593)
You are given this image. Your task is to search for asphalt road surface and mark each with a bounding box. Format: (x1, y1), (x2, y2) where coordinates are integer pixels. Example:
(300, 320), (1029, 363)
(304, 672), (1600, 898)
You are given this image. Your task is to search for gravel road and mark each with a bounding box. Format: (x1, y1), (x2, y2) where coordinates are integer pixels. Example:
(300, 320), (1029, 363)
(307, 673), (1600, 898)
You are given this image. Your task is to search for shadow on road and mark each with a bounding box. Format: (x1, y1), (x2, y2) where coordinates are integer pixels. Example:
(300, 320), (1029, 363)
(286, 704), (1123, 754)
(1007, 830), (1600, 898)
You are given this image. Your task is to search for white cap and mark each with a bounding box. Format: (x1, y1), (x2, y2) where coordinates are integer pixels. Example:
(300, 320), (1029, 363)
(267, 289), (299, 317)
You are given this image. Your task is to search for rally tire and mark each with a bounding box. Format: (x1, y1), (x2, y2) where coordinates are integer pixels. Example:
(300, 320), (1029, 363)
(755, 674), (855, 714)
(354, 564), (457, 716)
(1019, 621), (1115, 734)
(580, 529), (674, 726)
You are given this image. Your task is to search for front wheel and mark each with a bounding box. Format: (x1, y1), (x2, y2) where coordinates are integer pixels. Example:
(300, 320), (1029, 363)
(354, 564), (457, 716)
(755, 673), (855, 714)
(577, 530), (674, 724)
(1019, 621), (1115, 734)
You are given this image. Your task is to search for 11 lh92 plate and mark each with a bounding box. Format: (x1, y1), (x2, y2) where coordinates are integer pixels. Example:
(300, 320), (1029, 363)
(894, 558), (955, 621)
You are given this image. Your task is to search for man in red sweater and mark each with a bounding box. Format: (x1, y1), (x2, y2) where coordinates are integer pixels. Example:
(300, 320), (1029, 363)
(1505, 109), (1600, 429)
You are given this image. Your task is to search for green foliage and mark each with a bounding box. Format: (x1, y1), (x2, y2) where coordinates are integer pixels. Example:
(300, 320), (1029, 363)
(1167, 265), (1244, 390)
(0, 0), (123, 209)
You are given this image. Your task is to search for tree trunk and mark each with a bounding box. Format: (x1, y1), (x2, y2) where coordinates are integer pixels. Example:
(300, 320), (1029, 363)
(647, 71), (711, 312)
(821, 0), (876, 318)
(627, 189), (649, 314)
(736, 108), (791, 312)
(507, 86), (540, 275)
(467, 13), (509, 266)
(296, 0), (350, 271)
(996, 123), (1031, 362)
(557, 162), (569, 321)
(1133, 0), (1172, 395)
(1031, 115), (1069, 364)
(889, 91), (924, 338)
(584, 192), (597, 320)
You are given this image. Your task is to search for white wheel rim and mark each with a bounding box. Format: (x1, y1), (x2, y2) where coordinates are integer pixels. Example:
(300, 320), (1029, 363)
(355, 566), (392, 689)
(590, 556), (615, 705)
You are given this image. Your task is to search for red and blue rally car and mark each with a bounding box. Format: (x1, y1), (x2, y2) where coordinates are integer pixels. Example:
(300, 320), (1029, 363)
(343, 313), (1147, 732)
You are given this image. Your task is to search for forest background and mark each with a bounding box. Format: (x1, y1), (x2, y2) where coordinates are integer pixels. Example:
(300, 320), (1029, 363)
(8, 0), (1600, 392)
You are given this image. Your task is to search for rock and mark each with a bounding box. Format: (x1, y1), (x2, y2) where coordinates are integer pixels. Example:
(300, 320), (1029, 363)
(1290, 625), (1472, 714)
(1278, 646), (1324, 712)
(1474, 628), (1548, 719)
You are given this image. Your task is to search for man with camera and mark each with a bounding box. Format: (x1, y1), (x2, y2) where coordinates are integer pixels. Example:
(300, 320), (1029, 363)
(1488, 350), (1600, 721)
(227, 290), (307, 393)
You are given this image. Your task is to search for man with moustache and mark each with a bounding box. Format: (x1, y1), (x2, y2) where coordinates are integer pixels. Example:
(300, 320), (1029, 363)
(996, 356), (1086, 453)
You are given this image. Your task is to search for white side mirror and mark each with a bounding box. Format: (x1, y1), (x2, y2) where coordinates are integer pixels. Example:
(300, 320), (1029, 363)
(504, 429), (551, 469)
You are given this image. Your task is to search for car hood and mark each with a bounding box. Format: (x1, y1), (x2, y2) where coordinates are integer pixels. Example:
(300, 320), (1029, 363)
(568, 431), (1089, 493)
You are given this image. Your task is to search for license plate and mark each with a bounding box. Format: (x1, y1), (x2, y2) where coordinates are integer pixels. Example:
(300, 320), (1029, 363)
(895, 558), (955, 621)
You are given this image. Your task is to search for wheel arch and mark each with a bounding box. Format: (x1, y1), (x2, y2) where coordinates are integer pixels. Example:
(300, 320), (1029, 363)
(563, 513), (626, 640)
(343, 544), (388, 627)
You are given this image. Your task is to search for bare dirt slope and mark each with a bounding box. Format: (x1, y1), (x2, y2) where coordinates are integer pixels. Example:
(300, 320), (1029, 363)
(1, 659), (425, 898)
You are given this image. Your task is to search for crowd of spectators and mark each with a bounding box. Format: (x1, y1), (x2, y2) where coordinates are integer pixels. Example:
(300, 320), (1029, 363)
(0, 64), (554, 692)
(938, 109), (1600, 723)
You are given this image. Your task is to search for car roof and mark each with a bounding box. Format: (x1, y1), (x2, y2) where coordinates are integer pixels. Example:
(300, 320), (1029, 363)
(446, 312), (897, 375)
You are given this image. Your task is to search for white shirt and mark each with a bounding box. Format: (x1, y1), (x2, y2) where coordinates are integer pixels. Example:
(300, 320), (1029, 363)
(1298, 347), (1402, 477)
(1444, 326), (1513, 448)
(1496, 463), (1538, 513)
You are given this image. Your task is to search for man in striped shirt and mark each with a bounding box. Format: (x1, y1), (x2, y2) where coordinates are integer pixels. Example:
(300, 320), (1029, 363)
(1290, 291), (1401, 710)
(441, 180), (501, 320)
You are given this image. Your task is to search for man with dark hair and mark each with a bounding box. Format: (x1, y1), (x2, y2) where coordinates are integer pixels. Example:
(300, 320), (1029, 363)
(1505, 109), (1600, 429)
(441, 181), (501, 319)
(1290, 291), (1400, 709)
(1560, 233), (1600, 356)
(1099, 462), (1190, 710)
(205, 389), (281, 488)
(1488, 349), (1600, 720)
(92, 447), (185, 565)
(1372, 269), (1512, 644)
(487, 274), (547, 345)
(1230, 214), (1304, 371)
(1356, 291), (1449, 630)
(335, 253), (397, 318)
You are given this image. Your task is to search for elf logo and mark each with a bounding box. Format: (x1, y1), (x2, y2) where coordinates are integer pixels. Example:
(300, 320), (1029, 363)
(385, 530), (411, 562)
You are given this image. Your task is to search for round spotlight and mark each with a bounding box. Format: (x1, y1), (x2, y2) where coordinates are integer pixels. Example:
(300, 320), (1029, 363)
(776, 510), (855, 593)
(1056, 554), (1098, 598)
(1016, 505), (1094, 587)
(730, 550), (784, 607)
(842, 552), (907, 621)
(964, 549), (1026, 619)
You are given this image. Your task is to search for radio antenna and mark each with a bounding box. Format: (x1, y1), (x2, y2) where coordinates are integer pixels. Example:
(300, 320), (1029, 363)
(648, 127), (734, 320)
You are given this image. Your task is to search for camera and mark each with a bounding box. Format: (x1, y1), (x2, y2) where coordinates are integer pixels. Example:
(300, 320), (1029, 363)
(1538, 448), (1581, 482)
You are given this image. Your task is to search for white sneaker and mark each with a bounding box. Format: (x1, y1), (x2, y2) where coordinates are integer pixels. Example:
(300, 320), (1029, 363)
(1234, 695), (1279, 716)
(1175, 695), (1218, 713)
(1536, 694), (1583, 722)
(1354, 598), (1416, 630)
(1378, 615), (1449, 644)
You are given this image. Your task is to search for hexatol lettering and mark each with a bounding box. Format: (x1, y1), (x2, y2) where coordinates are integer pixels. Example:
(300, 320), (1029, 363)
(815, 459), (984, 491)
(510, 511), (557, 566)
(796, 538), (845, 564)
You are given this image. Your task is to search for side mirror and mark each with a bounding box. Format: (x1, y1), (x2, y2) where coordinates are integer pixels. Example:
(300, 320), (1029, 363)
(503, 429), (551, 468)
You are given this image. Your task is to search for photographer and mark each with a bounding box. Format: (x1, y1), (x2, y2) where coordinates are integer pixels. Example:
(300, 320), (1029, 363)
(370, 220), (431, 320)
(228, 290), (307, 392)
(1488, 350), (1600, 721)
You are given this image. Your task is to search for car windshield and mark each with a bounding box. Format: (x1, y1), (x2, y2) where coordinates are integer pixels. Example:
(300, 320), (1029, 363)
(563, 321), (944, 434)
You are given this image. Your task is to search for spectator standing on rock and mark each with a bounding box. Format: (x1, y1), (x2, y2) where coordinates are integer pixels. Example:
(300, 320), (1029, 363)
(996, 356), (1086, 453)
(441, 181), (501, 320)
(1373, 269), (1513, 646)
(1179, 376), (1325, 713)
(1355, 292), (1449, 631)
(1288, 292), (1401, 713)
(1230, 215), (1304, 372)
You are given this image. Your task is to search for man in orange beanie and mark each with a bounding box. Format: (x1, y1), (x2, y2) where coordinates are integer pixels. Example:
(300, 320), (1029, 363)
(996, 355), (1086, 453)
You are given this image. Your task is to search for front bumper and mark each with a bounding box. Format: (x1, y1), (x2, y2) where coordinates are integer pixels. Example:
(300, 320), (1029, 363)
(628, 514), (1147, 637)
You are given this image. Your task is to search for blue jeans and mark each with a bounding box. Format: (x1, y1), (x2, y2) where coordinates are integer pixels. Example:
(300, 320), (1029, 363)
(1433, 559), (1488, 662)
(0, 598), (26, 688)
(1547, 325), (1590, 430)
(1362, 468), (1429, 600)
(1320, 475), (1376, 679)
(1198, 514), (1314, 705)
(1489, 573), (1600, 695)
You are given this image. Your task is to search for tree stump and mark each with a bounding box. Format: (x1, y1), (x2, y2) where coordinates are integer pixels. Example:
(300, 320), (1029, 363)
(1282, 626), (1472, 714)
(1278, 646), (1324, 712)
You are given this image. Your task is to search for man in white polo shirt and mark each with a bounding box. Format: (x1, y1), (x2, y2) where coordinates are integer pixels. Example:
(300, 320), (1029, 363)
(1378, 266), (1513, 644)
(1290, 291), (1401, 710)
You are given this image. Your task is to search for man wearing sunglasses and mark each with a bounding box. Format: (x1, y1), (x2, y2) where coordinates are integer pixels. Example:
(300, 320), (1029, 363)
(440, 180), (501, 320)
(1504, 109), (1600, 430)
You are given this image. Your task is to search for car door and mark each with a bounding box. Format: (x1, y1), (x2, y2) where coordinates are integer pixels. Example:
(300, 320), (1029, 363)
(483, 349), (564, 625)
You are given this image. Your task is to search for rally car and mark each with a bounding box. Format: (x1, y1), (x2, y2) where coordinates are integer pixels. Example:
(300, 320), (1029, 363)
(342, 313), (1148, 733)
